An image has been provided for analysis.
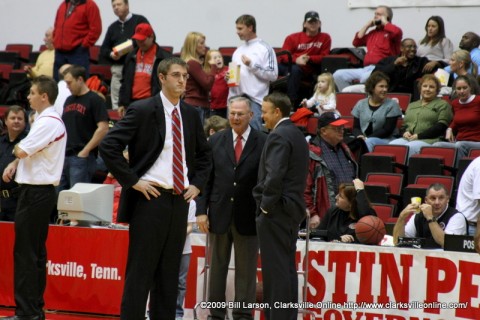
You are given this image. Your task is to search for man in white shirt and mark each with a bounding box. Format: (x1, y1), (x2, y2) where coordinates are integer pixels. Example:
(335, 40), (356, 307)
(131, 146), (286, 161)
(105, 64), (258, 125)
(456, 157), (480, 250)
(393, 183), (467, 248)
(2, 75), (66, 320)
(229, 14), (278, 130)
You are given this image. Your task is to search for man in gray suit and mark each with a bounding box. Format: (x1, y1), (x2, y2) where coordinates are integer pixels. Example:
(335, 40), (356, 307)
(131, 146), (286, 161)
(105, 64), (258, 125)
(253, 92), (309, 320)
(196, 96), (267, 320)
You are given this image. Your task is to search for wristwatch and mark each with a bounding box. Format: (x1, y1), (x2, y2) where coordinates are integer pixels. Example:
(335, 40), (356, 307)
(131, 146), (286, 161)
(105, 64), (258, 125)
(427, 217), (437, 224)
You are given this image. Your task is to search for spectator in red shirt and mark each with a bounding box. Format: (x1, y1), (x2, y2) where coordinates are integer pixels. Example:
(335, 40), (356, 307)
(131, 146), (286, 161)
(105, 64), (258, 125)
(53, 0), (102, 81)
(278, 11), (332, 106)
(333, 5), (402, 92)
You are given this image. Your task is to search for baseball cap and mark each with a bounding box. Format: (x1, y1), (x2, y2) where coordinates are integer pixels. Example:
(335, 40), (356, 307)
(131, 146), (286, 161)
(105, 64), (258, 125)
(318, 112), (348, 128)
(304, 11), (320, 22)
(132, 23), (154, 41)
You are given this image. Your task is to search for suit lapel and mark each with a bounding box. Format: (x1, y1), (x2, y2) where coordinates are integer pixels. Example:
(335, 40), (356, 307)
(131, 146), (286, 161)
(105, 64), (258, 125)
(154, 95), (166, 141)
(238, 128), (256, 165)
(224, 130), (236, 165)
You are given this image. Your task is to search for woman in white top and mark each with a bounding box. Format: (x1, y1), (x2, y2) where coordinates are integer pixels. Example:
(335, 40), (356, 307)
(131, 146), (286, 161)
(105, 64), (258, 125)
(416, 16), (454, 73)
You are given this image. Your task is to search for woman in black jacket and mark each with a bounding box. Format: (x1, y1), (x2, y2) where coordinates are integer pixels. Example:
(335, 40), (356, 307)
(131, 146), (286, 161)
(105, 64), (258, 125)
(318, 179), (376, 242)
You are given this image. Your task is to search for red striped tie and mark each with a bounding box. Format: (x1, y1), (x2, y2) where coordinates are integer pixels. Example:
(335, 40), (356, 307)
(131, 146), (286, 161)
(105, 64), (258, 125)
(172, 108), (184, 194)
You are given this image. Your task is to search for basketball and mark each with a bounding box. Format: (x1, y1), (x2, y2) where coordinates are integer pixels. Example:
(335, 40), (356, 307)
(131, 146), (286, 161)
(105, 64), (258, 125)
(355, 215), (386, 245)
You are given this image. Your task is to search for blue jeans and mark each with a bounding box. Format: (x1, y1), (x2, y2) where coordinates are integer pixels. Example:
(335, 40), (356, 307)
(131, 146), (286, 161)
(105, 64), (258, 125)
(58, 154), (97, 192)
(54, 46), (90, 81)
(249, 100), (263, 131)
(176, 253), (191, 318)
(389, 138), (431, 159)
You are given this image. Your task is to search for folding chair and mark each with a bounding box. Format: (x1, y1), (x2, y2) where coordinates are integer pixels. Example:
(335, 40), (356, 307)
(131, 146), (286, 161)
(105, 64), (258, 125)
(387, 92), (411, 113)
(360, 145), (409, 180)
(336, 92), (366, 116)
(371, 203), (396, 224)
(364, 173), (404, 212)
(408, 146), (457, 184)
(6, 43), (33, 62)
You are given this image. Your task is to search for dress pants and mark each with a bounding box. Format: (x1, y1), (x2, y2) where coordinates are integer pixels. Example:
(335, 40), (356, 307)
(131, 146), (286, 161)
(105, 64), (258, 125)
(256, 210), (299, 320)
(208, 223), (258, 320)
(120, 191), (188, 320)
(14, 184), (55, 318)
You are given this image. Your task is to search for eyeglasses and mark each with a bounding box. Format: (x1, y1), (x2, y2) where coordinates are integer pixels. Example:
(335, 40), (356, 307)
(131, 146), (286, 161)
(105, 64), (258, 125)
(166, 72), (189, 80)
(229, 112), (247, 118)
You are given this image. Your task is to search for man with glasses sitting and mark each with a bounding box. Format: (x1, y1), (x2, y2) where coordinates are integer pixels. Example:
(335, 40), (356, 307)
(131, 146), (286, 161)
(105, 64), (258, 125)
(118, 23), (171, 117)
(304, 112), (358, 229)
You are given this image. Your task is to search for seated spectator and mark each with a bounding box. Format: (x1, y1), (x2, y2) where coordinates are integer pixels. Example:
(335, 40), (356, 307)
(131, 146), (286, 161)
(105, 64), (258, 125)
(393, 183), (467, 248)
(278, 10), (332, 105)
(24, 27), (54, 78)
(0, 106), (28, 222)
(301, 72), (338, 115)
(441, 49), (480, 97)
(304, 112), (358, 229)
(433, 75), (480, 161)
(205, 50), (229, 118)
(181, 31), (217, 124)
(389, 74), (453, 157)
(444, 32), (480, 74)
(351, 71), (402, 151)
(416, 16), (454, 72)
(333, 5), (402, 92)
(317, 179), (376, 243)
(373, 38), (430, 96)
(203, 115), (228, 138)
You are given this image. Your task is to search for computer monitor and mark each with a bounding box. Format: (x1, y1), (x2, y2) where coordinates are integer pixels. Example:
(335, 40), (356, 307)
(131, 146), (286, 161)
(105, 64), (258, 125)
(57, 183), (114, 223)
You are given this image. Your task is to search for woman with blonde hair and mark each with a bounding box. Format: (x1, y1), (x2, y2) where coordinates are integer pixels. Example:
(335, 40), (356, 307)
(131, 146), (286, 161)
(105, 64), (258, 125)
(441, 49), (480, 96)
(180, 31), (217, 123)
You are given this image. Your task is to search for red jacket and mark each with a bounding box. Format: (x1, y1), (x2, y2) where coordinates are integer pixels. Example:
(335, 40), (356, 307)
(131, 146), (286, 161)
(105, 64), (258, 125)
(53, 0), (102, 51)
(352, 23), (402, 66)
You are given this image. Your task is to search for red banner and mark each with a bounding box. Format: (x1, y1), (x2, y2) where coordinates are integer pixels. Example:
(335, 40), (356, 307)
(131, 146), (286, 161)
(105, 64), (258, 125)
(1, 222), (480, 319)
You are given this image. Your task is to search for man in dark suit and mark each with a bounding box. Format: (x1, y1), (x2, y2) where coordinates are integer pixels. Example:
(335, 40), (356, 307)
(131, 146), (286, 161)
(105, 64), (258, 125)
(196, 96), (267, 320)
(99, 57), (211, 320)
(253, 92), (309, 320)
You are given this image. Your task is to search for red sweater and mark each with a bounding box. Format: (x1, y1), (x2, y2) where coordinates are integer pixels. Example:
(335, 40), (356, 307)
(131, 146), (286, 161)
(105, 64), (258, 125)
(450, 95), (480, 141)
(279, 31), (331, 74)
(185, 60), (217, 108)
(53, 0), (102, 51)
(353, 23), (402, 66)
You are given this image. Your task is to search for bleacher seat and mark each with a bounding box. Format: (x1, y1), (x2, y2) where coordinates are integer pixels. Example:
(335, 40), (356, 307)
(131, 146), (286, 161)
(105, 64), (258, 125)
(371, 203), (397, 224)
(5, 44), (33, 62)
(89, 45), (101, 64)
(408, 146), (457, 184)
(336, 92), (366, 116)
(218, 47), (236, 65)
(387, 93), (411, 113)
(360, 145), (409, 180)
(403, 175), (455, 208)
(364, 173), (404, 215)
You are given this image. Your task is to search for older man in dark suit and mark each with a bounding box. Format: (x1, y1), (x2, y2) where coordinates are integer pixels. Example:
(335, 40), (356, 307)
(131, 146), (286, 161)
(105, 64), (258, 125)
(99, 57), (211, 320)
(254, 92), (309, 320)
(196, 96), (266, 320)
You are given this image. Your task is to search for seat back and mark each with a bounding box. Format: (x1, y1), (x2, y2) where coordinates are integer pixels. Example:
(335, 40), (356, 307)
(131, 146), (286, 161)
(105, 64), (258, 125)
(0, 63), (14, 81)
(420, 146), (457, 169)
(366, 173), (403, 198)
(89, 64), (112, 83)
(336, 92), (366, 116)
(5, 44), (33, 62)
(408, 146), (457, 183)
(89, 45), (101, 64)
(371, 203), (395, 224)
(306, 116), (319, 136)
(387, 93), (411, 113)
(469, 148), (480, 158)
(219, 47), (236, 65)
(415, 175), (454, 198)
(159, 46), (174, 53)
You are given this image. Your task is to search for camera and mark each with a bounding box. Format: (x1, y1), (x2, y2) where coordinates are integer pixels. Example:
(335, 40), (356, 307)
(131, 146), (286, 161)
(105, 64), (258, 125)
(375, 20), (382, 26)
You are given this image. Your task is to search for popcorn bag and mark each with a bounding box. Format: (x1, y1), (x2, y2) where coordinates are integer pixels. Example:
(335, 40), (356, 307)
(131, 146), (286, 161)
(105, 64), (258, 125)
(113, 39), (134, 57)
(227, 62), (240, 87)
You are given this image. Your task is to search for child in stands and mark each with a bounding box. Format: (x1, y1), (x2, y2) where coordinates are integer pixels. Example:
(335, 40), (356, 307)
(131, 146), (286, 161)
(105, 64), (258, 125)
(205, 50), (229, 118)
(302, 72), (339, 115)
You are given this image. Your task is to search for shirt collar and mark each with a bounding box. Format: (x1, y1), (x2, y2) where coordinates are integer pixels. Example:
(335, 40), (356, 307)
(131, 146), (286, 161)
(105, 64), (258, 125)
(232, 126), (251, 142)
(160, 91), (180, 115)
(119, 12), (132, 23)
(273, 117), (289, 130)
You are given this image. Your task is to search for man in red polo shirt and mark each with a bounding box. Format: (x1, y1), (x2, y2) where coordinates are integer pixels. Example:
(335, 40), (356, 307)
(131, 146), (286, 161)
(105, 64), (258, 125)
(118, 23), (171, 116)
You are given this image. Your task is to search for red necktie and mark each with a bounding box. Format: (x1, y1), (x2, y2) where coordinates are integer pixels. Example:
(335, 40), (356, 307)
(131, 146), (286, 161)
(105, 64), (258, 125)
(235, 135), (243, 163)
(172, 108), (184, 194)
